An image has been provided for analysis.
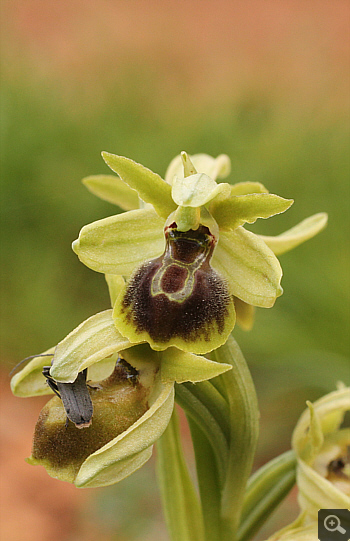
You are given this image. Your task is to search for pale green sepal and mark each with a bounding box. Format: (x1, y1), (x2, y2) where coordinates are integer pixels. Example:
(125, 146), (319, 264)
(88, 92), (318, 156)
(259, 213), (328, 255)
(105, 274), (125, 306)
(82, 175), (140, 210)
(213, 227), (283, 307)
(230, 182), (269, 196)
(73, 207), (165, 276)
(11, 347), (55, 397)
(165, 153), (231, 184)
(161, 348), (232, 384)
(102, 152), (176, 218)
(172, 173), (231, 207)
(156, 409), (205, 541)
(210, 193), (293, 231)
(75, 381), (175, 487)
(50, 310), (132, 383)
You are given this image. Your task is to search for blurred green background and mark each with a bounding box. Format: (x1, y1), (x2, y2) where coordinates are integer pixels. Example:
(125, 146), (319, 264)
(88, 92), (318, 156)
(1, 1), (349, 540)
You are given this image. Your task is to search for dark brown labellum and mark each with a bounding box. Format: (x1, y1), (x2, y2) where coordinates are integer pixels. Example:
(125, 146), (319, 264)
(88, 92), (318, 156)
(120, 223), (232, 347)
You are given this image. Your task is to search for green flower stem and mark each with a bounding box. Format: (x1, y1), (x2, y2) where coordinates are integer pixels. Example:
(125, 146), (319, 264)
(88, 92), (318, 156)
(175, 383), (229, 484)
(176, 337), (260, 541)
(237, 450), (297, 541)
(181, 381), (231, 440)
(187, 418), (222, 541)
(213, 336), (260, 539)
(156, 408), (205, 541)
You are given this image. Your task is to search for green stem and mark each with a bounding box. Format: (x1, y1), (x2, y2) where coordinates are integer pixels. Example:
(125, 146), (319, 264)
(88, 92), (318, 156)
(175, 383), (229, 485)
(187, 418), (222, 541)
(213, 336), (260, 539)
(237, 450), (297, 541)
(181, 381), (231, 440)
(156, 408), (205, 541)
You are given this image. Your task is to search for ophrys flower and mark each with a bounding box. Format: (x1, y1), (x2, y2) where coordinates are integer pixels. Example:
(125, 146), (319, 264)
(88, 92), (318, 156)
(74, 152), (326, 354)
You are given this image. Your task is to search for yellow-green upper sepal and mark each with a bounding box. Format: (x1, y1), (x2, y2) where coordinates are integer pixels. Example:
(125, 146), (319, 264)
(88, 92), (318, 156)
(213, 227), (283, 307)
(50, 310), (133, 383)
(72, 207), (165, 276)
(102, 152), (176, 219)
(259, 213), (328, 255)
(210, 193), (293, 231)
(82, 175), (140, 210)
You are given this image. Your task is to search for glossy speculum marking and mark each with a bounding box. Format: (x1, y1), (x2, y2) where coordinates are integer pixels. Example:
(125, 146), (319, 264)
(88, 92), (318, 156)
(121, 223), (232, 345)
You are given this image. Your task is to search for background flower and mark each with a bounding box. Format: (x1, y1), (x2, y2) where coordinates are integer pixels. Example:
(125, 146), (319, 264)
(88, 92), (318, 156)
(266, 386), (350, 540)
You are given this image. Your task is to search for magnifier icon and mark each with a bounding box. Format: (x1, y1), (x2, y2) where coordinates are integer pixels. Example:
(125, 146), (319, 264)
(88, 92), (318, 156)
(324, 514), (346, 534)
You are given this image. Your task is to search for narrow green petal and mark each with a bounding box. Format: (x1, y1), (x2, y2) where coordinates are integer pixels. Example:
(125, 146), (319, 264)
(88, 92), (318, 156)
(165, 153), (231, 184)
(50, 310), (132, 383)
(210, 193), (293, 231)
(102, 152), (176, 218)
(11, 347), (55, 397)
(82, 175), (140, 210)
(72, 207), (165, 276)
(230, 182), (269, 196)
(161, 348), (232, 384)
(259, 213), (328, 255)
(75, 380), (174, 487)
(172, 173), (230, 207)
(213, 227), (283, 307)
